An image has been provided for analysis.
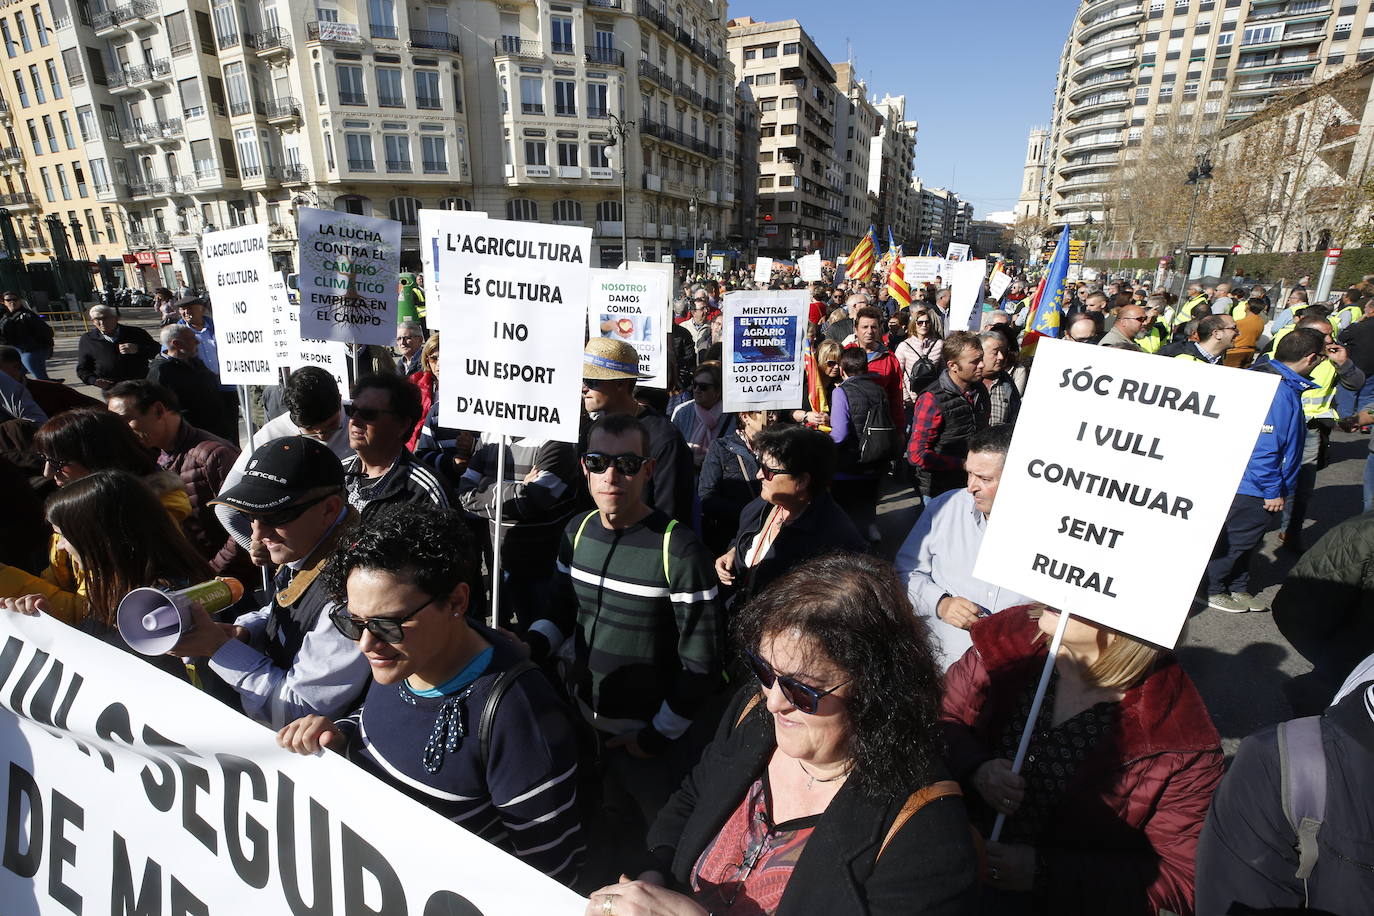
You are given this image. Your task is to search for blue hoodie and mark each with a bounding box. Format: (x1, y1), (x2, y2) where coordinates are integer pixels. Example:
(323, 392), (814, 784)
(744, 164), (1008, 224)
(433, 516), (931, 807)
(1241, 357), (1317, 500)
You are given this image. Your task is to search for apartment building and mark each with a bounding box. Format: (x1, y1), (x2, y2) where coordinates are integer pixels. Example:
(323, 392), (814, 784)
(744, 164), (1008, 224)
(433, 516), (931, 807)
(868, 93), (917, 246)
(51, 0), (735, 284)
(0, 1), (126, 272)
(832, 62), (878, 258)
(726, 17), (840, 260)
(1047, 0), (1374, 232)
(912, 178), (972, 252)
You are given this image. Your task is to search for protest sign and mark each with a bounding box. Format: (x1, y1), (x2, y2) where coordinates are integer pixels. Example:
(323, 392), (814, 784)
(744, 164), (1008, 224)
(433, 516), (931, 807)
(722, 290), (808, 411)
(435, 214), (591, 442)
(947, 259), (987, 332)
(753, 257), (773, 285)
(267, 271), (293, 369)
(587, 268), (670, 389)
(798, 252), (822, 282)
(905, 256), (941, 286)
(989, 269), (1012, 300)
(946, 242), (971, 263)
(202, 224), (276, 386)
(0, 612), (585, 915)
(296, 207), (402, 347)
(973, 337), (1280, 647)
(419, 209), (487, 331)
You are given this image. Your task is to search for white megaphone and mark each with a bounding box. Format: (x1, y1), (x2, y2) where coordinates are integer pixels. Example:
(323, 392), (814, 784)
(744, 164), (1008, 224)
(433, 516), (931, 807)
(117, 578), (244, 655)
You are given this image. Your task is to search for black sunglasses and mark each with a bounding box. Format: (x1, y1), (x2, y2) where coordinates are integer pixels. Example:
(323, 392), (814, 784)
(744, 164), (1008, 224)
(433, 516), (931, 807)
(583, 452), (649, 476)
(245, 493), (331, 527)
(39, 453), (69, 470)
(329, 594), (436, 644)
(759, 464), (794, 481)
(344, 403), (397, 423)
(744, 649), (848, 715)
(690, 381), (716, 391)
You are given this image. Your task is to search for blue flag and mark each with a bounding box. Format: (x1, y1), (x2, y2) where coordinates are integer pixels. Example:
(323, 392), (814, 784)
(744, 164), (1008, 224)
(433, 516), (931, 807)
(886, 226), (897, 255)
(1030, 224), (1072, 338)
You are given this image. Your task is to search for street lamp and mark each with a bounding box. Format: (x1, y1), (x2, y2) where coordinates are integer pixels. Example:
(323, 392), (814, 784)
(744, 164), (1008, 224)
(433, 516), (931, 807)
(604, 112), (634, 265)
(688, 191), (700, 276)
(1181, 151), (1213, 281)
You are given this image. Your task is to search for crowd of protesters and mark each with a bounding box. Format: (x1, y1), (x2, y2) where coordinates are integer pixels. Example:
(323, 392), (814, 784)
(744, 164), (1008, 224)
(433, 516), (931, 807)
(1, 260), (1373, 915)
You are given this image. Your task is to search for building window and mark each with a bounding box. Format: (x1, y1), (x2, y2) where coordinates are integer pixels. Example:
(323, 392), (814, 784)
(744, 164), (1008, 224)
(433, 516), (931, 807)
(557, 141), (579, 166)
(38, 166), (52, 202)
(44, 59), (61, 100)
(761, 44), (777, 58)
(439, 197), (472, 210)
(15, 13), (30, 52)
(13, 69), (26, 106)
(588, 82), (608, 117)
(384, 135), (411, 172)
(58, 112), (73, 149)
(388, 196), (419, 226)
(368, 0), (397, 39)
(345, 133), (375, 171)
(377, 68), (403, 107)
(590, 143), (609, 168)
(415, 70), (441, 109)
(596, 200), (621, 221)
(782, 42), (799, 55)
(555, 79), (576, 116)
(31, 7), (46, 47)
(553, 199), (582, 222)
(551, 16), (573, 54)
(520, 76), (544, 114)
(337, 65), (366, 105)
(55, 163), (70, 199)
(506, 199), (538, 221)
(41, 114), (56, 152)
(523, 140), (547, 165)
(421, 135), (446, 173)
(0, 22), (13, 58)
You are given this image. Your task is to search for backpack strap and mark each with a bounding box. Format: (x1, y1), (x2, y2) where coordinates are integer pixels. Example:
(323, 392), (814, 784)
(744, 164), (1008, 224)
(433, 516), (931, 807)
(733, 691), (762, 729)
(1277, 716), (1326, 885)
(571, 510), (598, 550)
(479, 660), (540, 770)
(876, 779), (963, 862)
(662, 518), (679, 582)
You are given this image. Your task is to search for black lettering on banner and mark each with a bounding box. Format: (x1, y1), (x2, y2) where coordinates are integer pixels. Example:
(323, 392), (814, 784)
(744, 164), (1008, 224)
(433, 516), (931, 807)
(111, 831), (159, 916)
(423, 891), (484, 916)
(170, 877), (209, 916)
(276, 772), (332, 916)
(175, 755), (218, 855)
(218, 754), (270, 889)
(0, 636), (24, 694)
(3, 761), (41, 879)
(48, 790), (82, 914)
(94, 702), (135, 774)
(27, 659), (79, 731)
(341, 823), (406, 916)
(8, 647), (49, 718)
(138, 728), (178, 814)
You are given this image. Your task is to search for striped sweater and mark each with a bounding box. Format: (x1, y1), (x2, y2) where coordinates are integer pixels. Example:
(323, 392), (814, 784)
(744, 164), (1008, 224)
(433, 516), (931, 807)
(537, 509), (724, 756)
(335, 638), (584, 885)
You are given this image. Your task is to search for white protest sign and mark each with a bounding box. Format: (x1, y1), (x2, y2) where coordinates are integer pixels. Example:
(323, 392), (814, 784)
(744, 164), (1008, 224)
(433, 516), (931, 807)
(905, 256), (941, 286)
(754, 257), (773, 285)
(419, 209), (487, 331)
(946, 242), (971, 263)
(973, 338), (1280, 647)
(267, 271), (292, 369)
(296, 207), (402, 346)
(202, 224), (276, 385)
(948, 259), (987, 332)
(798, 252), (823, 282)
(722, 290), (808, 411)
(436, 213), (591, 442)
(989, 269), (1013, 300)
(588, 268), (670, 389)
(0, 612), (585, 915)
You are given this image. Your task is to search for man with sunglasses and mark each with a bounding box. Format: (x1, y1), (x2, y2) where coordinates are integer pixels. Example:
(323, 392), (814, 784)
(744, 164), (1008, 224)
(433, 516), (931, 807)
(580, 337), (693, 522)
(530, 413), (722, 827)
(340, 373), (449, 520)
(177, 436), (370, 727)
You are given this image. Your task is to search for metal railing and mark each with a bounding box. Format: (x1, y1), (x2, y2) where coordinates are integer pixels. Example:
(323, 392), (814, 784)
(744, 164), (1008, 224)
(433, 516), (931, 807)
(587, 47), (624, 66)
(281, 163), (309, 183)
(370, 23), (399, 39)
(347, 158), (375, 172)
(251, 26), (290, 52)
(264, 97), (300, 119)
(497, 36), (542, 57)
(409, 28), (459, 52)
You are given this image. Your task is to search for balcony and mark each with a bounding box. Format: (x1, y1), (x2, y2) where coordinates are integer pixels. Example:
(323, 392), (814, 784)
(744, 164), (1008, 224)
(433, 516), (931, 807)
(0, 192), (33, 209)
(305, 20), (364, 45)
(128, 179), (171, 198)
(409, 28), (460, 53)
(552, 41), (575, 56)
(423, 159), (447, 174)
(587, 106), (610, 119)
(586, 47), (625, 67)
(91, 0), (156, 35)
(370, 23), (399, 40)
(595, 220), (624, 237)
(251, 26), (291, 58)
(1231, 74), (1313, 94)
(521, 102), (545, 115)
(127, 231), (151, 248)
(125, 59), (170, 87)
(675, 79), (704, 108)
(638, 60), (673, 91)
(281, 163), (309, 184)
(1078, 3), (1144, 40)
(1067, 69), (1135, 101)
(588, 0), (624, 8)
(347, 158), (376, 172)
(555, 104), (577, 116)
(338, 91), (367, 106)
(0, 146), (22, 163)
(229, 99), (264, 117)
(1322, 121), (1360, 145)
(1248, 2), (1333, 22)
(1072, 52), (1139, 83)
(524, 164), (551, 178)
(496, 36), (542, 59)
(264, 97), (301, 124)
(385, 159), (412, 173)
(642, 172), (661, 191)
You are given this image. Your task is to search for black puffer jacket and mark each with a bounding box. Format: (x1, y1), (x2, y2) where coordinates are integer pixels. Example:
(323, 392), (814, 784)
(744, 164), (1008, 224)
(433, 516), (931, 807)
(697, 429), (760, 556)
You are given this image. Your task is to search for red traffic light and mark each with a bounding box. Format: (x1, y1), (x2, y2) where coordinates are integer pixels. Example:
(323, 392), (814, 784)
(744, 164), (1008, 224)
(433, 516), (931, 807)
(763, 213), (773, 222)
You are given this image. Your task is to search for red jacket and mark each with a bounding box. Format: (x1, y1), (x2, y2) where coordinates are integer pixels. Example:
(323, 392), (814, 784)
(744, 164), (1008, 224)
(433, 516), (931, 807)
(940, 607), (1223, 916)
(845, 344), (904, 428)
(409, 369), (436, 450)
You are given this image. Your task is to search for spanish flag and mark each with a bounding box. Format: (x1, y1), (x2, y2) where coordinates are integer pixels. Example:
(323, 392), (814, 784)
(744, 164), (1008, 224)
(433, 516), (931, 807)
(886, 251), (911, 310)
(846, 225), (877, 282)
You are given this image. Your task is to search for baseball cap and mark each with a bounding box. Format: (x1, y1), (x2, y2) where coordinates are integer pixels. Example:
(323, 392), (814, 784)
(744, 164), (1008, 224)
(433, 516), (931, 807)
(210, 436), (344, 514)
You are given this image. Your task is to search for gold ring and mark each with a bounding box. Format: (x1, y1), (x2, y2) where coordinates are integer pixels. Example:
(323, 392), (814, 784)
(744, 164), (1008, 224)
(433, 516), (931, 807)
(601, 894), (616, 916)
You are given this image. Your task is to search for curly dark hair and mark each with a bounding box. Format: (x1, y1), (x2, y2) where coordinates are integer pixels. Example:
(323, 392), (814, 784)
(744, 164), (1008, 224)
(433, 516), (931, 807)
(733, 551), (945, 799)
(752, 423), (836, 494)
(321, 505), (478, 606)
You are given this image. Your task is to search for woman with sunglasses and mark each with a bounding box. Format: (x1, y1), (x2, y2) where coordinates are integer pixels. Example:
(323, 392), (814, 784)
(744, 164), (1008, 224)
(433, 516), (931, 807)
(715, 424), (865, 607)
(0, 409), (192, 623)
(792, 338), (842, 430)
(940, 605), (1222, 914)
(0, 470), (212, 681)
(586, 552), (977, 916)
(896, 306), (944, 407)
(670, 362), (732, 471)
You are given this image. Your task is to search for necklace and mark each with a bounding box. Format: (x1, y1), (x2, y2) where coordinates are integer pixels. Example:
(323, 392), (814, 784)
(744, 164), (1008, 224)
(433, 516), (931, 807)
(797, 759), (849, 790)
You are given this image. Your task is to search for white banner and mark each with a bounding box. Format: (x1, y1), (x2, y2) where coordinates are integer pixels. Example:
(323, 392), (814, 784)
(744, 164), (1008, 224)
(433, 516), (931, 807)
(296, 207), (402, 347)
(419, 209), (487, 331)
(587, 268), (669, 389)
(722, 290), (808, 411)
(267, 271), (293, 370)
(973, 338), (1279, 647)
(946, 242), (971, 263)
(989, 270), (1012, 301)
(948, 259), (987, 332)
(0, 612), (584, 915)
(435, 214), (592, 442)
(798, 253), (822, 283)
(753, 257), (773, 285)
(905, 256), (941, 286)
(202, 225), (276, 386)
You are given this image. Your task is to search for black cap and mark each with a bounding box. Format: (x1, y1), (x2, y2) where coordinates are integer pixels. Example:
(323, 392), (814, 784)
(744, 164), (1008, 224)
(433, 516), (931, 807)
(174, 293), (205, 309)
(210, 436), (344, 514)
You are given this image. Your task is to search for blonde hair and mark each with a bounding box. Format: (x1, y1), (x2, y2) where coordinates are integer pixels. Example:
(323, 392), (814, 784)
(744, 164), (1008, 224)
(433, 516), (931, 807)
(1031, 606), (1161, 690)
(908, 306), (938, 339)
(815, 339), (843, 393)
(421, 331), (440, 369)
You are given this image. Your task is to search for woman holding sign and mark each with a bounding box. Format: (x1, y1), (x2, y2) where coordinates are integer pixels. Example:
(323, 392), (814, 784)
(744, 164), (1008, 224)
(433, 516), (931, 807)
(940, 605), (1223, 915)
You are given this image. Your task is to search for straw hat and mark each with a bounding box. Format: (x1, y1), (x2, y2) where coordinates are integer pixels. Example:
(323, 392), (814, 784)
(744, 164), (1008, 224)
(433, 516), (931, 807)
(583, 337), (649, 380)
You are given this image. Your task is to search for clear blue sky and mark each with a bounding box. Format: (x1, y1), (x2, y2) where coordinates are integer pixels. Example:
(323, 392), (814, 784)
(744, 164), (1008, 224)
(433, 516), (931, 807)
(730, 0), (1078, 219)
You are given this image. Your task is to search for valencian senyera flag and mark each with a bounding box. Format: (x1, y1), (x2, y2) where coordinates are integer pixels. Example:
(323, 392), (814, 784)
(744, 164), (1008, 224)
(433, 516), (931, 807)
(845, 225), (878, 282)
(886, 249), (911, 310)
